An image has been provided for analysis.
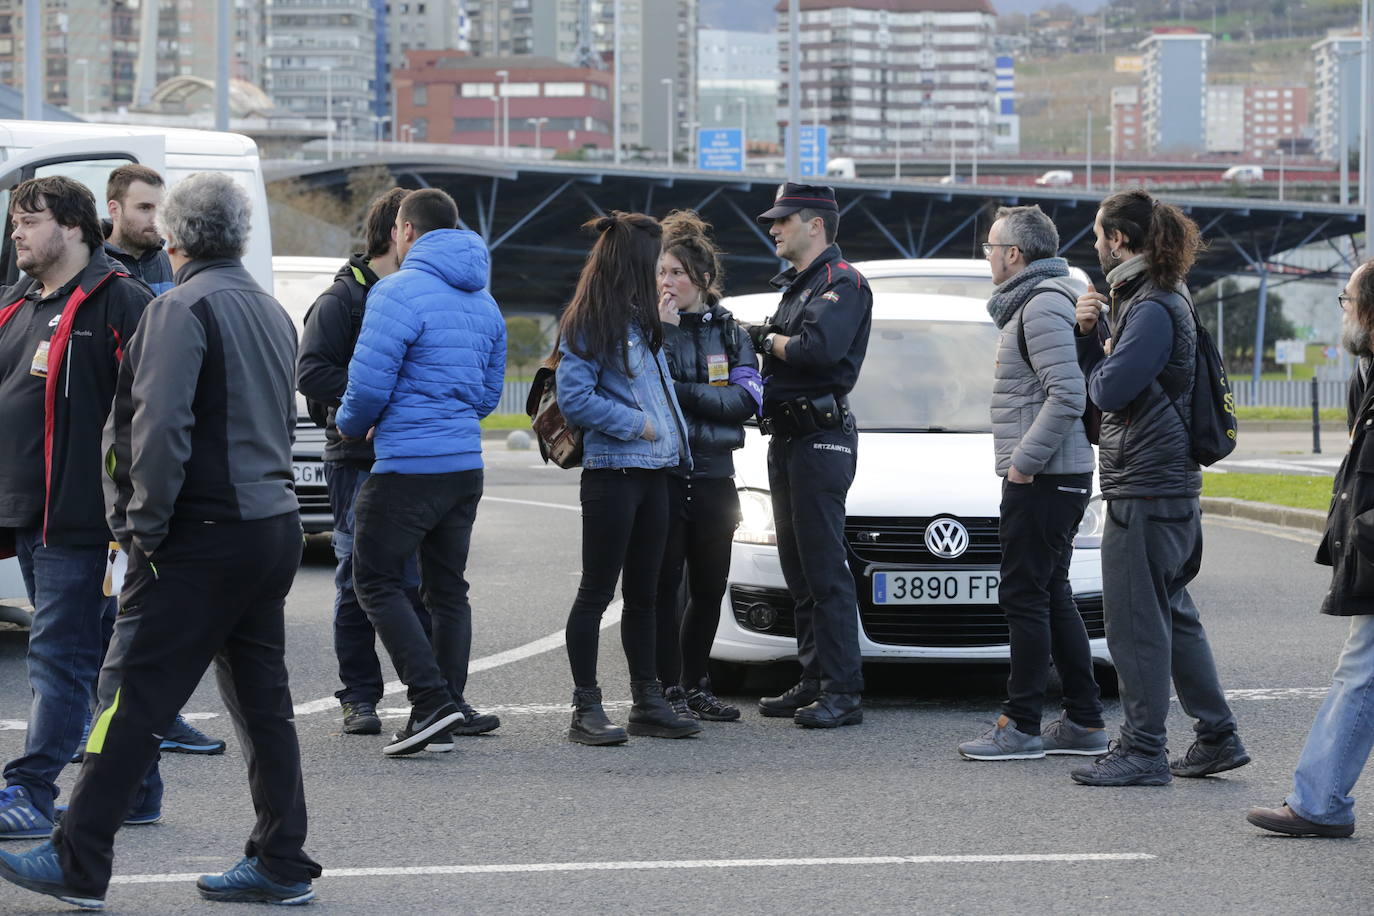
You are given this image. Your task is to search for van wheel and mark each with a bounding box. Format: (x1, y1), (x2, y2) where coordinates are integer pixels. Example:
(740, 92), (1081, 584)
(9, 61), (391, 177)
(1094, 663), (1120, 699)
(706, 659), (748, 694)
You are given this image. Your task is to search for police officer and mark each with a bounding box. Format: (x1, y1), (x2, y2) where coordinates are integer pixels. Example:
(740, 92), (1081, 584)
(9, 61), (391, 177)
(750, 183), (872, 728)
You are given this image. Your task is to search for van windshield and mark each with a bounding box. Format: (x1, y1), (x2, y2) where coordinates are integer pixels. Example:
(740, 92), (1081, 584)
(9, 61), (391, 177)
(867, 276), (995, 300)
(849, 319), (997, 433)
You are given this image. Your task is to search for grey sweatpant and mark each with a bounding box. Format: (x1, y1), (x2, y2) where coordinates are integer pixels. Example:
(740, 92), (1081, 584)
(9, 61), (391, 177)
(1101, 496), (1238, 756)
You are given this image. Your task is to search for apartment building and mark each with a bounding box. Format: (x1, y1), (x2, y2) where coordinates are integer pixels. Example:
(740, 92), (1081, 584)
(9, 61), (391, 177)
(777, 0), (999, 159)
(395, 52), (613, 149)
(1110, 84), (1141, 156)
(266, 0), (379, 140)
(1312, 32), (1363, 162)
(1139, 29), (1209, 154)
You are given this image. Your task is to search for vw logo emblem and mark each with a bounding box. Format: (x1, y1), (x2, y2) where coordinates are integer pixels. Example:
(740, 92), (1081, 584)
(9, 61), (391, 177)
(923, 518), (969, 559)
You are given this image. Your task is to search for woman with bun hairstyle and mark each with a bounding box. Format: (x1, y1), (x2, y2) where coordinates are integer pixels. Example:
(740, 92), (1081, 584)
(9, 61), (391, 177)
(654, 210), (762, 722)
(555, 211), (701, 745)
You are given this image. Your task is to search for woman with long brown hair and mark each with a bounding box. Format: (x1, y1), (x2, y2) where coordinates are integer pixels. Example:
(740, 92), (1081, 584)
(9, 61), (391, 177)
(555, 211), (700, 745)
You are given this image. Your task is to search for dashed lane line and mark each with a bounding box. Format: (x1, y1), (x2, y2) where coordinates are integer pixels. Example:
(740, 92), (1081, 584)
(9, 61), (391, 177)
(109, 852), (1154, 885)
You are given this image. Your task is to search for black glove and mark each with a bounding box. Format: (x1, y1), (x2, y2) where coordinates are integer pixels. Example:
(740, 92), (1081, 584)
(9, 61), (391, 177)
(745, 323), (775, 354)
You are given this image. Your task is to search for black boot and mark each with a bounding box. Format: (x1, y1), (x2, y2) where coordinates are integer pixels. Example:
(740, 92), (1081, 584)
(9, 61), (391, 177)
(568, 687), (628, 746)
(794, 692), (863, 728)
(758, 678), (821, 718)
(627, 681), (701, 738)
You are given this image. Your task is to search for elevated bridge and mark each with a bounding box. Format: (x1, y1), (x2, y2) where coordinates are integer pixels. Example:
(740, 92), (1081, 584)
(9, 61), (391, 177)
(266, 155), (1367, 314)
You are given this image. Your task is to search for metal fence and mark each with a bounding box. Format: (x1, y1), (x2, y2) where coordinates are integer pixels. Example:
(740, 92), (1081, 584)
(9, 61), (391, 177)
(1232, 379), (1346, 410)
(498, 380), (533, 415)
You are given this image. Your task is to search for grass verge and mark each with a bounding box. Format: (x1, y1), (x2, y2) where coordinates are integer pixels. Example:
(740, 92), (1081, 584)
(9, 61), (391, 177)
(1203, 472), (1332, 512)
(1238, 406), (1344, 422)
(480, 413), (531, 430)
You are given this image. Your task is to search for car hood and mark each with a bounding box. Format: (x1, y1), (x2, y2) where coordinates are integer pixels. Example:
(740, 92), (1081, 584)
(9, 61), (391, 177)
(733, 428), (1001, 517)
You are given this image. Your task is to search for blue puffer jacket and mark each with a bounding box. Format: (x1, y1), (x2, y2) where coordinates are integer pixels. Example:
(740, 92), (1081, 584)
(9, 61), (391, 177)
(336, 229), (506, 474)
(557, 325), (690, 471)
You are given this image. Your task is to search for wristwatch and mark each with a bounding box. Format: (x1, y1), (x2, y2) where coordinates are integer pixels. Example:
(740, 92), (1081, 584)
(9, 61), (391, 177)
(763, 333), (777, 355)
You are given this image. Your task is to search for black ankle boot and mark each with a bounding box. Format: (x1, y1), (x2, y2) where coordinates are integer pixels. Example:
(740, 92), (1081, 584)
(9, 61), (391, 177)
(627, 681), (701, 738)
(568, 687), (628, 746)
(758, 678), (821, 717)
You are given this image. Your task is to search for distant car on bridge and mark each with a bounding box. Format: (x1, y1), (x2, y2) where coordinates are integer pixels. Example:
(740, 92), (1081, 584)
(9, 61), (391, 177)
(1034, 169), (1075, 187)
(1222, 165), (1265, 184)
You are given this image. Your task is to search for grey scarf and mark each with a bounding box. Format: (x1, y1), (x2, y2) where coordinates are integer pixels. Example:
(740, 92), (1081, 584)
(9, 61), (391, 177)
(1105, 253), (1149, 289)
(986, 257), (1070, 329)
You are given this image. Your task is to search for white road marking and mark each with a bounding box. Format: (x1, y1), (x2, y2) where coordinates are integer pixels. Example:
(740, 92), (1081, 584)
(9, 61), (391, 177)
(1220, 457), (1342, 476)
(1221, 687), (1330, 701)
(108, 852), (1154, 885)
(1203, 515), (1322, 546)
(482, 495), (580, 512)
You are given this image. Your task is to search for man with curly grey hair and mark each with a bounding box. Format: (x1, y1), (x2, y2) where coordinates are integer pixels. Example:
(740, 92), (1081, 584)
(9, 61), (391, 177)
(0, 172), (323, 909)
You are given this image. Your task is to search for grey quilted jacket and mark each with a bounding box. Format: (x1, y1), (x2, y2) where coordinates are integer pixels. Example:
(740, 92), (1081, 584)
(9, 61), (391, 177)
(990, 275), (1096, 477)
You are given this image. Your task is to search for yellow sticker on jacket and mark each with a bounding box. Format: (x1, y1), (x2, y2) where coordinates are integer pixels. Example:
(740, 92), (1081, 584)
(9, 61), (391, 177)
(707, 353), (729, 386)
(29, 340), (50, 378)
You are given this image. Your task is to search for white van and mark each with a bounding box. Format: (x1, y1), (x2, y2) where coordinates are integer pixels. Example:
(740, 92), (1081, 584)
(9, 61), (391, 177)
(0, 120), (272, 288)
(0, 120), (273, 607)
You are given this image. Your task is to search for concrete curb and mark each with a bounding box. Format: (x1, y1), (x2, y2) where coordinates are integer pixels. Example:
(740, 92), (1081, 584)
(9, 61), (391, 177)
(1201, 496), (1326, 534)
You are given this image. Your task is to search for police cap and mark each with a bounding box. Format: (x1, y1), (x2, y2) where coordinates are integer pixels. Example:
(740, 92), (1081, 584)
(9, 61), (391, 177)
(756, 182), (838, 224)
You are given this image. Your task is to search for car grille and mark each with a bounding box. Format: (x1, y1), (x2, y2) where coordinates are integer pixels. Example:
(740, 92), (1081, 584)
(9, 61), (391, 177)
(843, 515), (1103, 648)
(845, 516), (1000, 565)
(730, 585), (796, 639)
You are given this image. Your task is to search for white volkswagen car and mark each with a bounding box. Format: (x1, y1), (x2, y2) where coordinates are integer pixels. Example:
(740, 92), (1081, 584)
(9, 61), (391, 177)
(708, 271), (1110, 687)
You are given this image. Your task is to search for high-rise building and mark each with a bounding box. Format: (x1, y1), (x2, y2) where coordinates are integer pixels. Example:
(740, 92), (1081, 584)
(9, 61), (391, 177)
(698, 28), (777, 150)
(0, 0), (142, 114)
(461, 0), (696, 157)
(1110, 85), (1142, 157)
(266, 0), (378, 140)
(992, 55), (1018, 152)
(1139, 29), (1210, 154)
(1206, 85), (1245, 155)
(777, 0), (999, 159)
(1312, 33), (1363, 163)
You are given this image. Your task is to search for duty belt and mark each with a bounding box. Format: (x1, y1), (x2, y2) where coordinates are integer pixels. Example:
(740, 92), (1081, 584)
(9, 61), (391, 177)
(760, 393), (848, 437)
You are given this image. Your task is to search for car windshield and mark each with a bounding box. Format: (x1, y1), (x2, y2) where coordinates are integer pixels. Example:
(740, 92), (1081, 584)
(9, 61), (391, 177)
(867, 276), (995, 301)
(850, 319), (997, 433)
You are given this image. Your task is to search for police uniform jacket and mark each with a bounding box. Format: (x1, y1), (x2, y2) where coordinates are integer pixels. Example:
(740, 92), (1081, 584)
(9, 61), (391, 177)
(762, 243), (872, 407)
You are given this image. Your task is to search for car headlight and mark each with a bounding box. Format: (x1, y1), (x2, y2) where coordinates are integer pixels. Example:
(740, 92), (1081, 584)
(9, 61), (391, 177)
(735, 488), (776, 545)
(1074, 495), (1105, 550)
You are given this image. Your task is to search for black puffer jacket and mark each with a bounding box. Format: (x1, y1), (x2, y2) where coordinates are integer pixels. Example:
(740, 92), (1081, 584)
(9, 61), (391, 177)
(1316, 357), (1374, 616)
(1092, 274), (1200, 499)
(296, 256), (377, 466)
(661, 303), (758, 479)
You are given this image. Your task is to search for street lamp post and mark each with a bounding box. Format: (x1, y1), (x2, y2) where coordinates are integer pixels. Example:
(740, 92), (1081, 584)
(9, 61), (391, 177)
(1278, 149), (1286, 201)
(1085, 107), (1093, 192)
(661, 77), (674, 168)
(490, 96), (500, 149)
(495, 69), (510, 158)
(613, 0), (621, 165)
(527, 116), (548, 151)
(736, 96), (748, 172)
(947, 107), (956, 182)
(324, 66), (333, 162)
(895, 104), (902, 180)
(1109, 92), (1117, 191)
(811, 89), (821, 176)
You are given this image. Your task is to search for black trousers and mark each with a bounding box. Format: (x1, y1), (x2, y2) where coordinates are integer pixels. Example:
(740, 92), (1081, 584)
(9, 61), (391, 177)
(998, 473), (1104, 735)
(767, 420), (863, 694)
(654, 475), (741, 689)
(352, 469), (483, 715)
(566, 468), (669, 689)
(55, 512), (321, 897)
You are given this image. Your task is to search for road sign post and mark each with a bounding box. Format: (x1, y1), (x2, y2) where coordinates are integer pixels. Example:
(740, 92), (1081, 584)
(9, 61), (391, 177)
(796, 125), (829, 177)
(697, 128), (743, 172)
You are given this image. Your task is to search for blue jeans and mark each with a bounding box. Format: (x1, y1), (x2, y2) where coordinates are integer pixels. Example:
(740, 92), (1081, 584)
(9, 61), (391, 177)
(1287, 615), (1374, 827)
(4, 529), (160, 819)
(326, 462), (430, 706)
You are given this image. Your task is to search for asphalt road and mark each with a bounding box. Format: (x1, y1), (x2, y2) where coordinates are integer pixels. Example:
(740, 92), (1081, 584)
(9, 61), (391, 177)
(0, 442), (1370, 914)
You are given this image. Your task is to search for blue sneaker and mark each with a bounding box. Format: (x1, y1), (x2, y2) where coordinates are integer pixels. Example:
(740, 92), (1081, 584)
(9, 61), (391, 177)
(196, 856), (315, 905)
(0, 786), (55, 840)
(161, 715), (226, 755)
(0, 840), (104, 909)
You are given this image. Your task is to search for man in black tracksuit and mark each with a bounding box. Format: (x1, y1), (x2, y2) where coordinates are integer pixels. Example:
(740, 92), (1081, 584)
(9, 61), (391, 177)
(751, 183), (872, 728)
(296, 188), (457, 739)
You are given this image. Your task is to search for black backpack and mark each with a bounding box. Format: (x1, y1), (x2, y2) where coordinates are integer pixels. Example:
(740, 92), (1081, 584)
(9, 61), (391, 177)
(1154, 291), (1239, 466)
(303, 291), (365, 429)
(1015, 289), (1103, 444)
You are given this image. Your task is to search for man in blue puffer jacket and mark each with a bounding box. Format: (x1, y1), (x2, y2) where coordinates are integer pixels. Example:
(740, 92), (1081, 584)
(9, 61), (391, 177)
(336, 188), (507, 757)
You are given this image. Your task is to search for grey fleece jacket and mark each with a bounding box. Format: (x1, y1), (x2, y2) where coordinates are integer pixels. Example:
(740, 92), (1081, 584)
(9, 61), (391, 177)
(990, 274), (1096, 477)
(103, 258), (299, 556)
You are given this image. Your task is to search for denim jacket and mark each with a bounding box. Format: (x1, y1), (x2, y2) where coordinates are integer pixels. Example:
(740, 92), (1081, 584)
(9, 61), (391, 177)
(557, 325), (690, 471)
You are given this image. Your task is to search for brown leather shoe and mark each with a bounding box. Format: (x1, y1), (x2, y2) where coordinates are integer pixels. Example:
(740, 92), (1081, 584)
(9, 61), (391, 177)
(1246, 804), (1354, 838)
